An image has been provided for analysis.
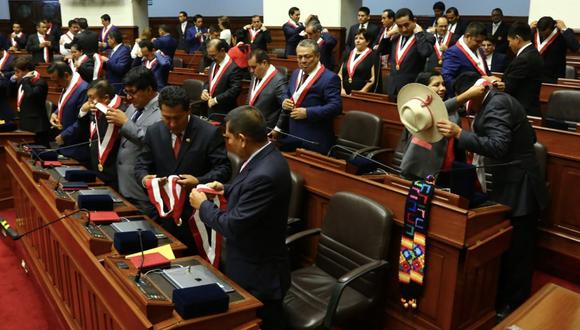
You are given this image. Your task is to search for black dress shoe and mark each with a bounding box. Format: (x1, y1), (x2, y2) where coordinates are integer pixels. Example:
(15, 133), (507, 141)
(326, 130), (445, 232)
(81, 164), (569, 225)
(496, 304), (513, 322)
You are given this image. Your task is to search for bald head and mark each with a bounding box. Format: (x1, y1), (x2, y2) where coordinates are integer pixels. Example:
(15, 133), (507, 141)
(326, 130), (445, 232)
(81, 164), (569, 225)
(207, 38), (228, 63)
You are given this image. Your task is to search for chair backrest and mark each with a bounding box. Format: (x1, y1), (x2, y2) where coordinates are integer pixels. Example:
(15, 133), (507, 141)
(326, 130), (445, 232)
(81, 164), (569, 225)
(271, 49), (285, 58)
(534, 142), (547, 183)
(337, 110), (382, 150)
(182, 79), (204, 102)
(45, 101), (53, 119)
(173, 57), (184, 68)
(565, 65), (576, 79)
(316, 192), (392, 297)
(288, 171), (305, 219)
(275, 65), (288, 79)
(227, 152), (242, 182)
(546, 90), (580, 122)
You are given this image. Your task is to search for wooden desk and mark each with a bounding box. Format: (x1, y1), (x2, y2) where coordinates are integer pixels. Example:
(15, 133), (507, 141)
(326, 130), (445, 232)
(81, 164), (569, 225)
(173, 51), (203, 69)
(494, 283), (580, 330)
(539, 83), (580, 113)
(0, 131), (34, 208)
(284, 151), (512, 330)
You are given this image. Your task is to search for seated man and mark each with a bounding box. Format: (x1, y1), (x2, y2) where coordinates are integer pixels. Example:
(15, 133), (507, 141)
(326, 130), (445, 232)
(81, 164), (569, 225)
(135, 86), (231, 254)
(133, 40), (171, 90)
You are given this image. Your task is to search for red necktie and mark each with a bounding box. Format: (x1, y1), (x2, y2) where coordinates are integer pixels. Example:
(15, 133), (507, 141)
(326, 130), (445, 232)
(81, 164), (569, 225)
(213, 63), (220, 78)
(173, 133), (182, 158)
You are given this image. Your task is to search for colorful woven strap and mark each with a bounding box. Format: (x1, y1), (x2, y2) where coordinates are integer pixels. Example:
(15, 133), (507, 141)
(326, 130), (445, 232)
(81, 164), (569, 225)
(398, 177), (435, 309)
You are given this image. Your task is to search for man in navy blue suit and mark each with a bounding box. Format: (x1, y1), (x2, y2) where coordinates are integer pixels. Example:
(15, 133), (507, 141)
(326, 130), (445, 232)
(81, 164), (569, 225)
(49, 61), (90, 162)
(282, 7), (304, 57)
(103, 29), (131, 94)
(133, 40), (171, 90)
(272, 39), (342, 154)
(98, 14), (118, 50)
(189, 105), (291, 330)
(305, 21), (337, 70)
(153, 24), (178, 60)
(482, 35), (508, 73)
(0, 48), (15, 121)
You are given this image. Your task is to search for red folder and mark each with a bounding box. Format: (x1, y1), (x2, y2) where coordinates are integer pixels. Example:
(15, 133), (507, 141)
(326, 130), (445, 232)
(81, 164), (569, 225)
(89, 211), (120, 223)
(128, 252), (171, 269)
(41, 160), (62, 167)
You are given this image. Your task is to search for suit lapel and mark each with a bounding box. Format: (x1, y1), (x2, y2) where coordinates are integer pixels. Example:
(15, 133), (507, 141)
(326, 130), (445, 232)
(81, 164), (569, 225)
(173, 117), (197, 173)
(227, 144), (275, 192)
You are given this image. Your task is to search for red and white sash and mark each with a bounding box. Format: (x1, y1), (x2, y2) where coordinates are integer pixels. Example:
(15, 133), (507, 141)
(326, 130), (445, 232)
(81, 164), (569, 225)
(46, 26), (52, 36)
(146, 175), (187, 224)
(11, 32), (23, 48)
(190, 184), (227, 267)
(63, 31), (74, 43)
(209, 56), (233, 97)
(434, 31), (453, 60)
(91, 95), (122, 168)
(248, 28), (260, 43)
(144, 56), (158, 70)
(92, 53), (104, 80)
(38, 33), (50, 63)
(249, 65), (278, 106)
(101, 25), (113, 42)
(292, 63), (325, 107)
(456, 36), (488, 76)
(317, 37), (325, 47)
(286, 19), (299, 29)
(0, 51), (11, 71)
(57, 73), (83, 121)
(395, 34), (416, 69)
(76, 54), (90, 69)
(534, 28), (559, 55)
(68, 58), (76, 72)
(346, 47), (372, 81)
(17, 71), (40, 111)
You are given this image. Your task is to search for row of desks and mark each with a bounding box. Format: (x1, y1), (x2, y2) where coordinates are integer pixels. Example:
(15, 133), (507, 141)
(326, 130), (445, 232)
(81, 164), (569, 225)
(2, 140), (262, 330)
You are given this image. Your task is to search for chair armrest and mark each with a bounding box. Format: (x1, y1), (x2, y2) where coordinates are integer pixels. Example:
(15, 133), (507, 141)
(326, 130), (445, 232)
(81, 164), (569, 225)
(285, 228), (321, 245)
(356, 146), (380, 154)
(366, 148), (393, 158)
(287, 217), (302, 225)
(322, 260), (388, 329)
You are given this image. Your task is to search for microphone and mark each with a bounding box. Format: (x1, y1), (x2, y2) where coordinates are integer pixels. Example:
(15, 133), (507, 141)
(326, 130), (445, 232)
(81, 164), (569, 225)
(266, 126), (320, 146)
(134, 228), (145, 283)
(0, 209), (89, 241)
(429, 160), (523, 180)
(36, 139), (98, 158)
(327, 144), (400, 174)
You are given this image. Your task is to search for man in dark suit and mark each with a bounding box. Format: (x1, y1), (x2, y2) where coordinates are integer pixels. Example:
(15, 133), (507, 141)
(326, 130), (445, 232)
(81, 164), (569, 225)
(498, 22), (544, 116)
(26, 21), (56, 64)
(201, 39), (242, 118)
(442, 22), (490, 97)
(243, 15), (271, 52)
(305, 22), (337, 70)
(176, 11), (193, 52)
(283, 7), (304, 57)
(383, 8), (435, 100)
(0, 48), (15, 121)
(374, 9), (395, 53)
(42, 18), (61, 42)
(487, 8), (509, 54)
(437, 71), (548, 320)
(425, 16), (459, 72)
(9, 22), (26, 51)
(445, 7), (468, 37)
(48, 61), (90, 162)
(103, 29), (131, 94)
(247, 50), (286, 128)
(136, 86), (231, 254)
(153, 24), (178, 60)
(345, 6), (379, 53)
(189, 106), (291, 330)
(11, 56), (50, 146)
(198, 26), (222, 71)
(133, 40), (171, 90)
(425, 1), (446, 31)
(272, 39), (342, 154)
(98, 14), (118, 50)
(482, 36), (508, 73)
(65, 18), (99, 56)
(532, 17), (579, 83)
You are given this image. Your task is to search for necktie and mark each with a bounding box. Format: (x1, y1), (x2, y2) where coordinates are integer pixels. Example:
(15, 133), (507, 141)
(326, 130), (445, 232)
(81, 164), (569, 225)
(438, 36), (443, 44)
(253, 78), (261, 91)
(401, 36), (407, 47)
(173, 133), (182, 158)
(131, 108), (143, 123)
(213, 63), (220, 78)
(298, 73), (308, 89)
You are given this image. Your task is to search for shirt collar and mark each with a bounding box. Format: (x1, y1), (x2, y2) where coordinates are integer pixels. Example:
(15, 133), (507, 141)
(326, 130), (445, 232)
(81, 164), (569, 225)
(218, 53), (230, 67)
(112, 43), (121, 53)
(517, 42), (532, 57)
(239, 142), (270, 173)
(143, 93), (159, 112)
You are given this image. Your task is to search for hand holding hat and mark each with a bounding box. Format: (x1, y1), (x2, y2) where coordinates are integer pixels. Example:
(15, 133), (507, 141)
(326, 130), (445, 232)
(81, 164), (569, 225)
(397, 83), (448, 143)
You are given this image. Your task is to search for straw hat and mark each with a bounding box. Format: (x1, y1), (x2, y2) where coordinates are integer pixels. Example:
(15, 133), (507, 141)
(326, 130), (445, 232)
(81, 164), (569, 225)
(397, 83), (448, 143)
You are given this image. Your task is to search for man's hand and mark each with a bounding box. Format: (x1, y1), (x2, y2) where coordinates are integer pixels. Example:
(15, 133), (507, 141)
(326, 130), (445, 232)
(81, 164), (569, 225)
(55, 135), (64, 146)
(201, 89), (210, 101)
(205, 181), (224, 192)
(50, 113), (62, 129)
(290, 107), (307, 120)
(80, 99), (96, 114)
(243, 24), (251, 30)
(492, 81), (505, 91)
(414, 24), (423, 33)
(105, 108), (128, 126)
(437, 120), (462, 138)
(341, 88), (347, 96)
(261, 26), (267, 32)
(189, 189), (207, 209)
(208, 97), (218, 108)
(141, 174), (156, 188)
(101, 56), (109, 62)
(555, 19), (567, 30)
(387, 25), (399, 38)
(176, 174), (199, 190)
(282, 98), (294, 111)
(268, 130), (280, 141)
(530, 20), (538, 29)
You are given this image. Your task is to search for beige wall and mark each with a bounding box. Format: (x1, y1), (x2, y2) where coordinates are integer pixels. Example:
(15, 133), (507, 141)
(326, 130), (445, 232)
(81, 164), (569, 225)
(60, 0), (148, 31)
(263, 0), (362, 28)
(529, 0), (580, 28)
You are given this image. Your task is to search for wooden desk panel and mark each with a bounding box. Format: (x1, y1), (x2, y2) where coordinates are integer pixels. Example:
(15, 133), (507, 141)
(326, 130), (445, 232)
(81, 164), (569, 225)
(0, 131), (34, 208)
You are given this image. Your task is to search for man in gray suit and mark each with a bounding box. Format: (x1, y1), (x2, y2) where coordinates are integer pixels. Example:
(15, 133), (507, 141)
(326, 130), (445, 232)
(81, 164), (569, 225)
(105, 66), (161, 214)
(246, 50), (287, 128)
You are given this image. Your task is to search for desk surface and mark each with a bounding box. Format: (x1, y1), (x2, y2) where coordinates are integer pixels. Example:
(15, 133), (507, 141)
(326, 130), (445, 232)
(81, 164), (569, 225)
(494, 283), (580, 330)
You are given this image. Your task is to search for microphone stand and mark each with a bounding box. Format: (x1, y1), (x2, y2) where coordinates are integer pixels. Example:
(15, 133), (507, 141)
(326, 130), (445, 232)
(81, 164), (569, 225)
(134, 228), (145, 283)
(1, 208), (89, 241)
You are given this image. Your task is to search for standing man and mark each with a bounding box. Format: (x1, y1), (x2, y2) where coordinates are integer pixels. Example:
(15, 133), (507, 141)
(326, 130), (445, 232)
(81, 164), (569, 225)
(374, 9), (396, 53)
(345, 6), (379, 52)
(445, 7), (468, 37)
(426, 2), (446, 31)
(9, 22), (27, 51)
(243, 15), (271, 52)
(26, 21), (55, 64)
(66, 18), (99, 56)
(134, 40), (171, 90)
(153, 24), (178, 60)
(0, 48), (15, 121)
(189, 106), (291, 330)
(482, 36), (508, 73)
(247, 49), (287, 128)
(106, 66), (161, 212)
(135, 86), (231, 254)
(98, 14), (118, 50)
(437, 71), (547, 321)
(176, 11), (193, 52)
(103, 29), (132, 94)
(283, 7), (304, 57)
(201, 39), (242, 119)
(305, 22), (337, 70)
(532, 17), (579, 83)
(425, 16), (458, 72)
(43, 18), (61, 41)
(488, 8), (509, 54)
(272, 39), (342, 154)
(383, 8), (435, 100)
(198, 26), (222, 71)
(59, 19), (80, 58)
(186, 14), (208, 54)
(442, 22), (489, 97)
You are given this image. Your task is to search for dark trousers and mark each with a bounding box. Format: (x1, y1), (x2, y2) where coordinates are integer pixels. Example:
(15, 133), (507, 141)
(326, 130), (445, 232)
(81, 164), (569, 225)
(496, 212), (538, 309)
(257, 299), (286, 330)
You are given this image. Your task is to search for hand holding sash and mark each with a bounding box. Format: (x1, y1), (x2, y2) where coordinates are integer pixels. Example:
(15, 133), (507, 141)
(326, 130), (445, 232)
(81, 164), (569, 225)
(282, 98), (294, 111)
(189, 189), (207, 209)
(50, 113), (62, 129)
(290, 107), (307, 120)
(176, 174), (199, 190)
(105, 108), (128, 126)
(201, 89), (210, 101)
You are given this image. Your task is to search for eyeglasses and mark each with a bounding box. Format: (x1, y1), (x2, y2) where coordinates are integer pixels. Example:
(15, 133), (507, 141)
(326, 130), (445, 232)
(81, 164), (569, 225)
(123, 88), (139, 96)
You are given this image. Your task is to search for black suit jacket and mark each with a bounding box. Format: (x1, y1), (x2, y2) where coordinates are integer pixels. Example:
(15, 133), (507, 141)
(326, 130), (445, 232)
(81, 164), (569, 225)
(247, 71), (286, 128)
(135, 116), (232, 251)
(199, 143), (291, 301)
(536, 28), (580, 83)
(10, 33), (27, 50)
(66, 30), (99, 56)
(18, 76), (49, 133)
(25, 34), (56, 64)
(503, 45), (543, 116)
(457, 91), (548, 217)
(176, 22), (194, 51)
(319, 33), (337, 70)
(345, 22), (380, 52)
(203, 60), (242, 116)
(246, 29), (272, 52)
(487, 21), (509, 54)
(76, 58), (95, 83)
(449, 19), (468, 37)
(490, 52), (508, 73)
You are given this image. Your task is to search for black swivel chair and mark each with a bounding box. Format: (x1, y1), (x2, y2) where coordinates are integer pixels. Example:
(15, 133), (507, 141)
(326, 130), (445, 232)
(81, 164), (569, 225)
(284, 191), (393, 330)
(182, 79), (205, 115)
(544, 90), (580, 131)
